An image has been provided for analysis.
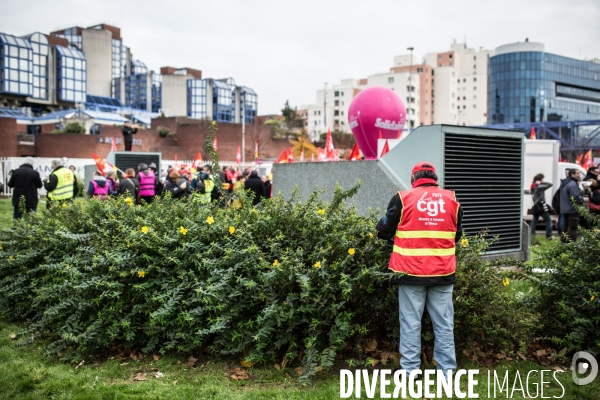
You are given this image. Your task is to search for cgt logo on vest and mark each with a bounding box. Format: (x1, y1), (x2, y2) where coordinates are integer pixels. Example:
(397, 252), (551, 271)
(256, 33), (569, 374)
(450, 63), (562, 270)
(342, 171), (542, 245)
(416, 192), (446, 217)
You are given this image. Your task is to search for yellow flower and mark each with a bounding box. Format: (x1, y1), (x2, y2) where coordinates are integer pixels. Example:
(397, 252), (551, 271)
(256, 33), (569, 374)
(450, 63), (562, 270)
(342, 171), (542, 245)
(138, 271), (145, 278)
(348, 248), (356, 255)
(62, 203), (67, 208)
(591, 295), (596, 302)
(317, 209), (325, 215)
(0, 245), (2, 251)
(229, 226), (235, 234)
(272, 260), (279, 266)
(125, 197), (133, 206)
(141, 226), (149, 234)
(368, 233), (374, 239)
(9, 256), (14, 260)
(313, 261), (322, 269)
(502, 277), (510, 287)
(206, 216), (215, 225)
(460, 238), (469, 248)
(179, 226), (188, 235)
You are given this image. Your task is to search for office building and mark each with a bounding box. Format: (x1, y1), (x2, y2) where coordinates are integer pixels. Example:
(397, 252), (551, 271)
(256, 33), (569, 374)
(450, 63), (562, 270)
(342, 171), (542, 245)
(488, 40), (600, 125)
(0, 23), (257, 125)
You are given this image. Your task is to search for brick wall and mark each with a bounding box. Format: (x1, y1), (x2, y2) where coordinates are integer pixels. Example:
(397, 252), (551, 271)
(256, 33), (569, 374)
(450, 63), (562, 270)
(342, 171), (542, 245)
(0, 117), (289, 161)
(0, 118), (17, 157)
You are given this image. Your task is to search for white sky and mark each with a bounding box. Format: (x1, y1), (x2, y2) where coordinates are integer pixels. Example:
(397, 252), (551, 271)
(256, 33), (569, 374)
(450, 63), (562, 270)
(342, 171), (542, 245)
(2, 0), (599, 114)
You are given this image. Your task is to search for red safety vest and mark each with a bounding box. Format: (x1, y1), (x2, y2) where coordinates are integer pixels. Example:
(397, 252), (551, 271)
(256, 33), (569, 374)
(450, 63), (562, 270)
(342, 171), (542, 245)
(389, 186), (460, 277)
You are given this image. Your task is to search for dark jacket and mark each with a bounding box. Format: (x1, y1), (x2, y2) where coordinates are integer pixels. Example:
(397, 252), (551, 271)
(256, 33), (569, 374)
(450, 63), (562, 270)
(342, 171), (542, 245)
(87, 176), (108, 197)
(122, 125), (138, 142)
(375, 185), (464, 286)
(590, 189), (600, 214)
(7, 163), (43, 208)
(118, 177), (140, 202)
(164, 178), (191, 200)
(583, 172), (598, 182)
(532, 181), (552, 206)
(244, 175), (266, 205)
(559, 177), (584, 215)
(263, 179), (272, 198)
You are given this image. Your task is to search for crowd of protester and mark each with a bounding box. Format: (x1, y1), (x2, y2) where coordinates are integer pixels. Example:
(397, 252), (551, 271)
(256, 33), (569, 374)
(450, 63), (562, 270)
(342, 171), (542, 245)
(7, 158), (273, 218)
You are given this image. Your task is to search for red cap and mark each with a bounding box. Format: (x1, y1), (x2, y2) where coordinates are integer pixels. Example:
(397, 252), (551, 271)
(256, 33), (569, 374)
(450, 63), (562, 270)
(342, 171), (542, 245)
(411, 162), (436, 175)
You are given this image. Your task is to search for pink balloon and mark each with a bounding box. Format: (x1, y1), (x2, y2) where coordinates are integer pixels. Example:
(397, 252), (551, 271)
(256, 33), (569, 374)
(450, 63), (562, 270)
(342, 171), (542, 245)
(348, 87), (406, 159)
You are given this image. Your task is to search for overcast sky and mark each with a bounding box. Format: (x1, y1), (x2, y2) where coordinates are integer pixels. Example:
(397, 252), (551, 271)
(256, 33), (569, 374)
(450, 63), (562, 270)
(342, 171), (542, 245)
(2, 0), (599, 114)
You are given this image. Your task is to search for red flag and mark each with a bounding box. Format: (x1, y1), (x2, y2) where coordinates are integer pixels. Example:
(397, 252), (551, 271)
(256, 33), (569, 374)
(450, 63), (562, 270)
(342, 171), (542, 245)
(276, 148), (288, 164)
(530, 127), (536, 140)
(91, 153), (107, 175)
(576, 153), (583, 166)
(311, 152), (315, 162)
(300, 148), (305, 162)
(325, 128), (335, 160)
(254, 140), (259, 159)
(213, 137), (218, 151)
(349, 143), (361, 161)
(378, 130), (382, 139)
(380, 140), (390, 158)
(287, 147), (295, 163)
(192, 152), (203, 169)
(236, 145), (241, 164)
(111, 137), (117, 152)
(583, 149), (593, 169)
(317, 148), (325, 162)
(397, 129), (402, 139)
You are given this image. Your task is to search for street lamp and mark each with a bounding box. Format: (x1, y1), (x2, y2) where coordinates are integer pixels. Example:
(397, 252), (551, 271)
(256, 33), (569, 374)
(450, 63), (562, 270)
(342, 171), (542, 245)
(240, 87), (246, 163)
(407, 47), (414, 130)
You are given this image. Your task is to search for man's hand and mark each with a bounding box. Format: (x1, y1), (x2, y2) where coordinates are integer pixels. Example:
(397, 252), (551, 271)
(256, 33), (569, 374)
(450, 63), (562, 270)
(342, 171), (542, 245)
(132, 124), (138, 129)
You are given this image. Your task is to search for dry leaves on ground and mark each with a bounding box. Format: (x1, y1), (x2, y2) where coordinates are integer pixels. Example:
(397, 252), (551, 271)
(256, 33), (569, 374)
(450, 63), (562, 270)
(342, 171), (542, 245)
(153, 355), (160, 361)
(184, 356), (198, 367)
(133, 372), (148, 381)
(230, 367), (249, 380)
(363, 338), (377, 353)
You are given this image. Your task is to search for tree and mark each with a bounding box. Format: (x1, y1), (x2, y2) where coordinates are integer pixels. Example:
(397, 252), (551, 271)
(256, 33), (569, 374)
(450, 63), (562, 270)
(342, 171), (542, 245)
(246, 123), (271, 160)
(281, 100), (304, 132)
(289, 131), (317, 159)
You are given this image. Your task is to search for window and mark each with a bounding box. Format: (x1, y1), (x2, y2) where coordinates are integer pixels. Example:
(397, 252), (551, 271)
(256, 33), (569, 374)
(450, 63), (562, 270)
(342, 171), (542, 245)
(457, 79), (460, 83)
(473, 86), (476, 90)
(318, 110), (321, 115)
(334, 91), (339, 97)
(463, 105), (466, 109)
(473, 77), (477, 82)
(449, 63), (453, 66)
(463, 96), (466, 100)
(417, 68), (423, 73)
(457, 105), (460, 110)
(341, 111), (344, 116)
(334, 100), (339, 106)
(463, 78), (466, 82)
(27, 33), (48, 99)
(0, 33), (33, 96)
(334, 110), (339, 116)
(473, 104), (477, 109)
(55, 45), (86, 102)
(473, 64), (476, 69)
(474, 56), (476, 60)
(473, 95), (476, 100)
(340, 91), (344, 96)
(187, 79), (206, 118)
(438, 55), (442, 60)
(388, 77), (394, 83)
(449, 54), (453, 59)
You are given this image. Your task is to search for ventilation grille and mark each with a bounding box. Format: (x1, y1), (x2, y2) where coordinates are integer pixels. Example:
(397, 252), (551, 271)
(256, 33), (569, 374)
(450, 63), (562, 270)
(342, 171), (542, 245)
(444, 133), (522, 252)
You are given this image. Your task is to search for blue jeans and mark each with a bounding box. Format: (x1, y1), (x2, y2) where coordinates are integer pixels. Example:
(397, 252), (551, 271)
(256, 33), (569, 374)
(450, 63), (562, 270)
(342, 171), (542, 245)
(398, 284), (456, 374)
(530, 210), (552, 239)
(13, 206), (36, 219)
(557, 213), (564, 237)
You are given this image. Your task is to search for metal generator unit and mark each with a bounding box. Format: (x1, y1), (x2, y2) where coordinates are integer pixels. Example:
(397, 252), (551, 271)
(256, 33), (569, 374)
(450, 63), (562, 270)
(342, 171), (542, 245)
(273, 125), (526, 259)
(105, 151), (162, 178)
(380, 125), (524, 254)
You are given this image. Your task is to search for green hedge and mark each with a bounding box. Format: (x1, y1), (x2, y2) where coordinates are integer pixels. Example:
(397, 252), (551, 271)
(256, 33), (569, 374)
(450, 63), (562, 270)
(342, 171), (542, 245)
(0, 186), (536, 380)
(524, 209), (600, 355)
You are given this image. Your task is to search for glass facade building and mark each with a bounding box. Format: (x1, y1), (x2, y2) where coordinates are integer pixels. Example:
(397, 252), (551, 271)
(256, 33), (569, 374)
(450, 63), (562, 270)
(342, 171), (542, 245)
(488, 47), (600, 125)
(0, 33), (33, 97)
(187, 79), (207, 119)
(151, 73), (162, 113)
(240, 86), (258, 124)
(212, 80), (234, 122)
(55, 45), (87, 102)
(27, 33), (49, 100)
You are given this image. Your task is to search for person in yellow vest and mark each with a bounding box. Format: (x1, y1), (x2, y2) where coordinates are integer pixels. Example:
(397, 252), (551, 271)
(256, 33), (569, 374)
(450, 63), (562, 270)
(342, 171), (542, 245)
(44, 160), (75, 208)
(376, 162), (463, 377)
(191, 164), (215, 204)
